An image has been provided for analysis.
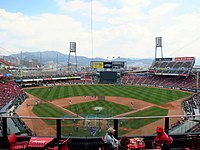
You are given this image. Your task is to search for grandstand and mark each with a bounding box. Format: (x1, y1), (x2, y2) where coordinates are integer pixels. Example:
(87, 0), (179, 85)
(149, 57), (195, 76)
(0, 55), (200, 149)
(121, 57), (199, 93)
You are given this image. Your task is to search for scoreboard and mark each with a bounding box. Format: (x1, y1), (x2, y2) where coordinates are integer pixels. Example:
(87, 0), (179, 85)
(91, 61), (125, 69)
(99, 71), (118, 84)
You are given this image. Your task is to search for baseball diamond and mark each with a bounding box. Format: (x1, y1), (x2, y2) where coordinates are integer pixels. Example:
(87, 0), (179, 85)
(17, 84), (193, 137)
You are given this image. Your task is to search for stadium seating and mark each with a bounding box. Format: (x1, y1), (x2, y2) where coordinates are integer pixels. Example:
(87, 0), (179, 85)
(8, 133), (28, 150)
(47, 139), (69, 150)
(0, 81), (25, 108)
(121, 75), (200, 90)
(150, 57), (195, 76)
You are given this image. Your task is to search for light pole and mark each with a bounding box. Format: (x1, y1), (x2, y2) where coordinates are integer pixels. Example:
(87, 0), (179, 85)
(196, 69), (199, 93)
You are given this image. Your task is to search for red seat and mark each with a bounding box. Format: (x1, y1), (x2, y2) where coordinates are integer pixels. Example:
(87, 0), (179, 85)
(99, 137), (112, 150)
(8, 133), (28, 150)
(47, 139), (69, 150)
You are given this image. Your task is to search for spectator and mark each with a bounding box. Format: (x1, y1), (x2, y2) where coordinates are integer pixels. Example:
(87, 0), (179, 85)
(99, 126), (102, 133)
(104, 127), (120, 150)
(153, 126), (173, 150)
(119, 136), (130, 150)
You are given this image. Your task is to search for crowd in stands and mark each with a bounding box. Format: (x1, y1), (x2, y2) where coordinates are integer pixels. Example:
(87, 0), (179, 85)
(42, 78), (94, 86)
(183, 99), (194, 116)
(0, 68), (9, 74)
(182, 93), (200, 117)
(178, 93), (200, 134)
(166, 93), (200, 135)
(0, 81), (26, 108)
(0, 79), (33, 136)
(121, 75), (199, 90)
(192, 93), (200, 110)
(10, 69), (96, 79)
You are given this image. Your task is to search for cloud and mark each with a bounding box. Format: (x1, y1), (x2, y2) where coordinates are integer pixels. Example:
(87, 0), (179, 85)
(0, 8), (91, 56)
(148, 2), (180, 17)
(0, 0), (200, 59)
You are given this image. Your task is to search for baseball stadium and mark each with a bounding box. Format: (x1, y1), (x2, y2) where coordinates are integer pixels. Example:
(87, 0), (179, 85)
(0, 48), (200, 149)
(0, 1), (200, 149)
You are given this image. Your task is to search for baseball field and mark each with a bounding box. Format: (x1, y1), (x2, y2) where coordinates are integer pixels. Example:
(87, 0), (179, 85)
(18, 84), (192, 137)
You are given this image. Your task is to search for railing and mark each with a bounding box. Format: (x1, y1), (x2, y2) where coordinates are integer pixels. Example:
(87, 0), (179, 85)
(1, 114), (200, 138)
(1, 115), (200, 149)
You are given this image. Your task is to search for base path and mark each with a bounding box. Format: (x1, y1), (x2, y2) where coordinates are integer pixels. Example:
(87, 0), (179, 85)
(16, 94), (56, 136)
(124, 96), (192, 136)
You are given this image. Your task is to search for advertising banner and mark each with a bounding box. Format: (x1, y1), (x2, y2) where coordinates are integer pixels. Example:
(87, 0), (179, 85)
(91, 62), (104, 68)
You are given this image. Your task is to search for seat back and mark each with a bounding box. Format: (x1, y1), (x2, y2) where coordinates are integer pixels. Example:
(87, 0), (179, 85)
(8, 133), (16, 145)
(47, 139), (69, 150)
(8, 133), (28, 150)
(61, 139), (69, 150)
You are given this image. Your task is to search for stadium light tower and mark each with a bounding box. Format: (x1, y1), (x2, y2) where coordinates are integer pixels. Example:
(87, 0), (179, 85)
(196, 69), (200, 92)
(155, 37), (163, 59)
(67, 42), (77, 72)
(20, 51), (23, 87)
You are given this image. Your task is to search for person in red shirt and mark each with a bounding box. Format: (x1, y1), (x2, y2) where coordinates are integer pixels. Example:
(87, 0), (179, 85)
(153, 126), (173, 150)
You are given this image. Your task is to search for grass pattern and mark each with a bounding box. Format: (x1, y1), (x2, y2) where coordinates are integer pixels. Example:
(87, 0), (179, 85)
(25, 85), (191, 104)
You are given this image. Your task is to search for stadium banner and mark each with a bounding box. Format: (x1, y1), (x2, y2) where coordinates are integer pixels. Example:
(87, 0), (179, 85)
(91, 61), (104, 68)
(43, 78), (53, 81)
(67, 76), (81, 79)
(52, 77), (62, 80)
(163, 86), (171, 88)
(179, 74), (188, 76)
(60, 77), (68, 79)
(188, 89), (196, 92)
(33, 79), (43, 81)
(15, 79), (22, 82)
(104, 62), (112, 68)
(155, 73), (162, 75)
(3, 74), (12, 77)
(175, 57), (195, 61)
(155, 58), (172, 61)
(23, 79), (34, 82)
(112, 61), (125, 67)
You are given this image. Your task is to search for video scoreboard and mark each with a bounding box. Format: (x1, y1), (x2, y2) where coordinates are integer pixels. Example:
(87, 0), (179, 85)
(90, 61), (125, 69)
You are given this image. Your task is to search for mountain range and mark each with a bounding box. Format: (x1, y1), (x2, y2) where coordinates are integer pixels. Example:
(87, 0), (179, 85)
(3, 51), (200, 68)
(5, 51), (153, 67)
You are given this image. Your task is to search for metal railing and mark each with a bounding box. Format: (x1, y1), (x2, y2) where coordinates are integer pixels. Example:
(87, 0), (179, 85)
(1, 114), (200, 138)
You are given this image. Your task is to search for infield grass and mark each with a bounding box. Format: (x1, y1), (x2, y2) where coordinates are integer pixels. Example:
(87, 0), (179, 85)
(32, 102), (168, 136)
(67, 100), (131, 117)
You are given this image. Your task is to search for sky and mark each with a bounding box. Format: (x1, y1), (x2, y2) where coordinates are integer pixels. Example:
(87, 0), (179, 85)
(0, 0), (200, 59)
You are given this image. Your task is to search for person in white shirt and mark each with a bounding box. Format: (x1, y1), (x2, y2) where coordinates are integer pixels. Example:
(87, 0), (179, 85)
(104, 127), (120, 150)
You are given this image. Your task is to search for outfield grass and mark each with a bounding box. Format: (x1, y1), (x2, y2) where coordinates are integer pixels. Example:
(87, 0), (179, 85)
(122, 106), (168, 129)
(25, 85), (192, 105)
